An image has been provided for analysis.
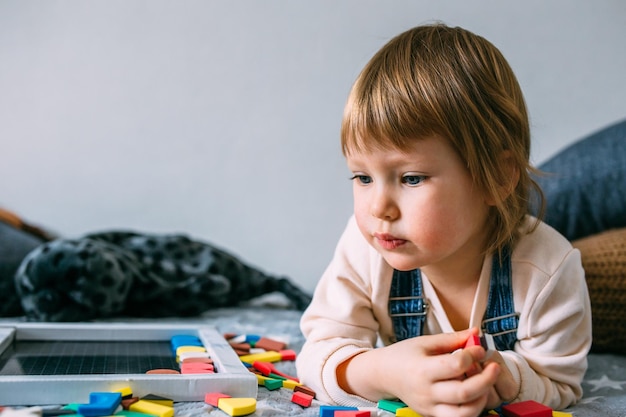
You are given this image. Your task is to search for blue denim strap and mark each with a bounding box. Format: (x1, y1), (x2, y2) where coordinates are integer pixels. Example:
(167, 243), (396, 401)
(388, 268), (427, 341)
(389, 247), (518, 350)
(481, 246), (519, 351)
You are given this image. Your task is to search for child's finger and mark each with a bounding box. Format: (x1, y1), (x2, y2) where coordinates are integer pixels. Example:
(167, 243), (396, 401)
(419, 328), (479, 355)
(429, 361), (500, 404)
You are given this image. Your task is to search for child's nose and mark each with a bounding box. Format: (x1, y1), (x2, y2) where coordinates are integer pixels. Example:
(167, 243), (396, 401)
(370, 190), (399, 220)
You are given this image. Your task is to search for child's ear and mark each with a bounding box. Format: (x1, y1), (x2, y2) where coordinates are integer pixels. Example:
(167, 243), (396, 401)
(485, 150), (520, 206)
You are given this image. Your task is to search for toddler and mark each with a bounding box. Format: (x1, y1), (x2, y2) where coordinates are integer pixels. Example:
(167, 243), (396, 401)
(296, 22), (591, 417)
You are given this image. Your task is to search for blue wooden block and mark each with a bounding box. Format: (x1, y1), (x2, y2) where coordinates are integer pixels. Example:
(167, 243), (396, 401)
(78, 392), (122, 417)
(319, 405), (359, 417)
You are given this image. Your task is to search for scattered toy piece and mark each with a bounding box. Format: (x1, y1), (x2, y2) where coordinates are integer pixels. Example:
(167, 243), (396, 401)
(254, 337), (287, 352)
(217, 397), (256, 416)
(291, 391), (313, 408)
(395, 407), (423, 416)
(140, 394), (173, 407)
(377, 399), (407, 413)
(335, 410), (371, 417)
(293, 385), (316, 399)
(77, 392), (122, 417)
(252, 361), (299, 381)
(128, 400), (173, 417)
(318, 405), (358, 417)
(501, 400), (552, 417)
(205, 392), (232, 407)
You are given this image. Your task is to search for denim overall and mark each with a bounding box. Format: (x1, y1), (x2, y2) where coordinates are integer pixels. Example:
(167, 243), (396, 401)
(388, 246), (519, 351)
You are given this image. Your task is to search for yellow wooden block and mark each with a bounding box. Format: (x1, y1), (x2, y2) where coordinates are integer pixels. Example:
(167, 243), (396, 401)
(113, 386), (133, 397)
(129, 400), (174, 417)
(217, 397), (256, 416)
(552, 412), (573, 417)
(281, 378), (302, 390)
(176, 345), (207, 361)
(396, 407), (423, 417)
(238, 350), (282, 364)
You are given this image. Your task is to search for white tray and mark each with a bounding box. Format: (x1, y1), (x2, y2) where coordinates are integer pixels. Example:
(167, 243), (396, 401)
(0, 322), (257, 406)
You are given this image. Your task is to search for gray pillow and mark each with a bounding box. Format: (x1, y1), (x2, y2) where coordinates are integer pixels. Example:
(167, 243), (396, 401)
(532, 118), (626, 241)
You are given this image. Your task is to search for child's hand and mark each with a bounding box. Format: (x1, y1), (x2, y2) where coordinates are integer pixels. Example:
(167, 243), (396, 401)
(337, 329), (500, 417)
(482, 350), (520, 409)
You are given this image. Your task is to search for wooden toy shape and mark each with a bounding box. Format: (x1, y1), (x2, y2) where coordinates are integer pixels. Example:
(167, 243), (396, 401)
(501, 400), (552, 417)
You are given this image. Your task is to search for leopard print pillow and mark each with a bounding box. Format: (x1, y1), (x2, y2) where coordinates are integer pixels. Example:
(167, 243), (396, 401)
(14, 231), (312, 321)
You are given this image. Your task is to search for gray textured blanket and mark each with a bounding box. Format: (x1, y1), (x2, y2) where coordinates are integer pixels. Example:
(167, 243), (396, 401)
(2, 307), (625, 416)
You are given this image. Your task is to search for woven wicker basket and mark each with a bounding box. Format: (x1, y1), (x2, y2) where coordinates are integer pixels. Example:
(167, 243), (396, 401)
(572, 228), (626, 354)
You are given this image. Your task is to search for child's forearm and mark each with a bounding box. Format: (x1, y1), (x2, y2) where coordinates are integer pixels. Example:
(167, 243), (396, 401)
(336, 348), (392, 402)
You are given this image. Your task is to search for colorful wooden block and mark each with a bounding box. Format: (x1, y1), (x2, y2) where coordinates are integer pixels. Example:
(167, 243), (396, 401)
(254, 337), (287, 352)
(335, 411), (371, 417)
(113, 387), (133, 399)
(238, 350), (283, 364)
(396, 407), (423, 416)
(145, 368), (180, 374)
(334, 411), (369, 417)
(205, 392), (231, 407)
(465, 335), (482, 348)
(254, 373), (284, 390)
(120, 397), (139, 410)
(180, 362), (215, 374)
(293, 385), (316, 399)
(377, 399), (407, 413)
(252, 360), (299, 381)
(128, 400), (173, 417)
(318, 406), (358, 417)
(141, 394), (173, 407)
(217, 397), (256, 416)
(281, 378), (302, 390)
(78, 392), (122, 417)
(501, 400), (552, 417)
(551, 412), (573, 417)
(291, 391), (313, 407)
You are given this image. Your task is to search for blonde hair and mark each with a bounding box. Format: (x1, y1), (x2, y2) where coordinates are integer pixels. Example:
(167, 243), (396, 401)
(341, 23), (544, 257)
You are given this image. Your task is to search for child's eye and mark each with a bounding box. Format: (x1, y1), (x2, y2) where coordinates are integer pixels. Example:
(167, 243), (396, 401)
(401, 175), (426, 186)
(349, 175), (372, 185)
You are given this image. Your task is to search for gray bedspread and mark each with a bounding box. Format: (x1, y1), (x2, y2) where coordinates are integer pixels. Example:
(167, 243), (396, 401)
(2, 306), (626, 416)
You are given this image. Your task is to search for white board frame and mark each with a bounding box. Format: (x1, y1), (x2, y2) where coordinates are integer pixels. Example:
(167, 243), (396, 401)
(0, 322), (257, 406)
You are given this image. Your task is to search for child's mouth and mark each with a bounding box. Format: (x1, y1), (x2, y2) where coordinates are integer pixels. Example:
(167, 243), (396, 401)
(374, 233), (407, 250)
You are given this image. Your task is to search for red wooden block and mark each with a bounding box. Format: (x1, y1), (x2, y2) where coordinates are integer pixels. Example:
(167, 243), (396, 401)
(204, 392), (231, 407)
(290, 391), (313, 407)
(181, 362), (215, 374)
(334, 411), (371, 417)
(464, 335), (481, 348)
(502, 400), (552, 417)
(279, 349), (297, 361)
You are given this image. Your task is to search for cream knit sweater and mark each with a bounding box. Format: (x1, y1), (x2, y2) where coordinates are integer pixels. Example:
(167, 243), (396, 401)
(296, 215), (591, 410)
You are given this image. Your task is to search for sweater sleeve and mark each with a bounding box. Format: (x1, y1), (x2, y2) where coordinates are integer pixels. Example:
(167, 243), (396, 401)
(295, 217), (386, 406)
(504, 246), (592, 410)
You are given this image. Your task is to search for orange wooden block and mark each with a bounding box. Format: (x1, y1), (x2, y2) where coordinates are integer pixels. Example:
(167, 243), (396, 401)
(146, 369), (180, 374)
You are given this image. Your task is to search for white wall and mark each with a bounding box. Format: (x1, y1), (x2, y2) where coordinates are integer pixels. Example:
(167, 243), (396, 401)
(1, 0), (625, 291)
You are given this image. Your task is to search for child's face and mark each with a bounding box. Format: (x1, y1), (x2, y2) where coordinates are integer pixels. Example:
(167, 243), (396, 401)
(346, 135), (493, 275)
